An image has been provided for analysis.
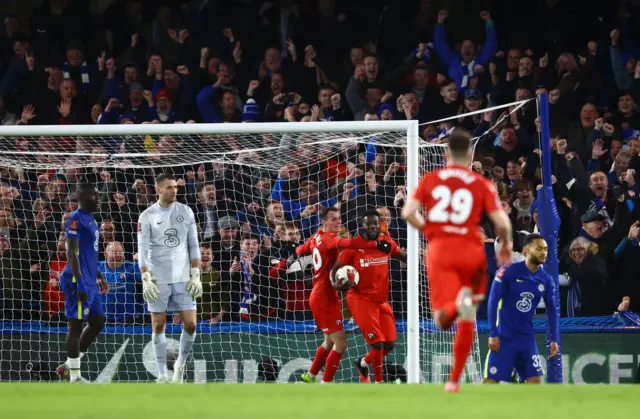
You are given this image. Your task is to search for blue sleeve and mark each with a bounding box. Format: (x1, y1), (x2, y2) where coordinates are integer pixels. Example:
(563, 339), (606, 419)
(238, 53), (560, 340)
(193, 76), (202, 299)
(196, 85), (223, 123)
(282, 197), (303, 219)
(146, 106), (159, 122)
(610, 46), (633, 91)
(487, 267), (508, 337)
(434, 24), (455, 67)
(543, 274), (559, 342)
(271, 178), (285, 201)
(587, 159), (601, 173)
(476, 21), (497, 65)
(105, 78), (121, 101)
(151, 79), (165, 101)
(614, 237), (633, 259)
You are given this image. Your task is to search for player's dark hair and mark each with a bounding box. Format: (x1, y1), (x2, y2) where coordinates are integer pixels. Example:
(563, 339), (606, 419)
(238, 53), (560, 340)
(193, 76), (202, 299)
(362, 208), (381, 220)
(447, 129), (472, 159)
(523, 233), (545, 247)
(155, 172), (175, 185)
(76, 183), (96, 198)
(320, 206), (339, 221)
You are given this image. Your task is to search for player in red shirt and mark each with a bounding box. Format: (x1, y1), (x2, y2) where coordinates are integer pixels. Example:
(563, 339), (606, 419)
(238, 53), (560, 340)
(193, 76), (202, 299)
(331, 209), (406, 384)
(296, 207), (392, 383)
(401, 129), (512, 392)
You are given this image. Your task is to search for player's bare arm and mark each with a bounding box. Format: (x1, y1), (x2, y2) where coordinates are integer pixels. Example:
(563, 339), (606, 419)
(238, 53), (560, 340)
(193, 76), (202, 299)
(65, 235), (87, 302)
(487, 209), (513, 265)
(391, 248), (407, 263)
(401, 196), (425, 230)
(96, 270), (109, 295)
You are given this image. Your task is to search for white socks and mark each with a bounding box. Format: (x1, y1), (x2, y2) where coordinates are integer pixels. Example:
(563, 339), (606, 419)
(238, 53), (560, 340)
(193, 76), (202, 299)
(67, 357), (81, 381)
(153, 332), (168, 377)
(177, 330), (196, 365)
(361, 358), (369, 368)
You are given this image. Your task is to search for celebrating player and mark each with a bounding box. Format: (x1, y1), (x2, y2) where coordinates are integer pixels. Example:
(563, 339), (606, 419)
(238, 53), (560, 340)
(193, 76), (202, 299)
(56, 183), (109, 383)
(485, 234), (559, 383)
(138, 173), (203, 383)
(297, 207), (393, 383)
(332, 209), (406, 384)
(401, 129), (513, 392)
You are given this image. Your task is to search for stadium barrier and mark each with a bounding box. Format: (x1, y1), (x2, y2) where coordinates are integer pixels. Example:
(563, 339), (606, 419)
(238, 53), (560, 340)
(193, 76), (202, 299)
(2, 316), (638, 384)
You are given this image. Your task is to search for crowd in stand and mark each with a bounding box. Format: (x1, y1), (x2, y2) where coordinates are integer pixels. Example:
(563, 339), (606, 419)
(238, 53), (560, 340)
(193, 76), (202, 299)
(0, 0), (639, 324)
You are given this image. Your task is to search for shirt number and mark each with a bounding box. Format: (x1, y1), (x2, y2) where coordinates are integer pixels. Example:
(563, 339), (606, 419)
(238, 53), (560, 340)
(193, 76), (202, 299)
(163, 228), (180, 248)
(312, 247), (322, 272)
(428, 185), (473, 224)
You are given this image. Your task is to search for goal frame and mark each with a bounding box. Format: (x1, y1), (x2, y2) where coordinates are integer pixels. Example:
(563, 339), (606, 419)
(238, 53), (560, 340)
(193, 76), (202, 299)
(0, 120), (421, 384)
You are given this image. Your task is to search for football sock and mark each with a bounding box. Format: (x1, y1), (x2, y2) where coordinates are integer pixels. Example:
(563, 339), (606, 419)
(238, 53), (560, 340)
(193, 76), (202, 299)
(450, 320), (474, 383)
(177, 329), (196, 365)
(153, 332), (167, 377)
(67, 357), (80, 381)
(309, 345), (330, 376)
(322, 350), (343, 383)
(364, 348), (383, 383)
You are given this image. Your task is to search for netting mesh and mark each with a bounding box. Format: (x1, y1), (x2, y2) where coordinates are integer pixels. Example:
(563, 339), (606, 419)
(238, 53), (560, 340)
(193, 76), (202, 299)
(0, 120), (492, 382)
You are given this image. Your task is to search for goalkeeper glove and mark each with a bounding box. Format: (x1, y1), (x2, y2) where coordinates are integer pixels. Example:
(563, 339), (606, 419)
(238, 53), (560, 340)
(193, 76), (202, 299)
(187, 268), (203, 299)
(141, 271), (159, 303)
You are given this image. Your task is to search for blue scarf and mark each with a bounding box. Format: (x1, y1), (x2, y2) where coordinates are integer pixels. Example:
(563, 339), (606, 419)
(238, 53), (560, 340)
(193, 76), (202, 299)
(62, 61), (90, 93)
(566, 280), (581, 317)
(239, 252), (256, 315)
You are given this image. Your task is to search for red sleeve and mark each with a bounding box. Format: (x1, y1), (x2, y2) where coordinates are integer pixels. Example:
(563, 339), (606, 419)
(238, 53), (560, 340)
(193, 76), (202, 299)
(269, 259), (288, 280)
(296, 238), (313, 256)
(482, 179), (501, 214)
(336, 237), (377, 250)
(412, 174), (431, 204)
(390, 238), (401, 254)
(338, 249), (355, 266)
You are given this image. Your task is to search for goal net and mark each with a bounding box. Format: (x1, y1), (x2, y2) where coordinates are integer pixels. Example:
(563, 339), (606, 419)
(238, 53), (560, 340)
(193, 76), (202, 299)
(0, 115), (522, 383)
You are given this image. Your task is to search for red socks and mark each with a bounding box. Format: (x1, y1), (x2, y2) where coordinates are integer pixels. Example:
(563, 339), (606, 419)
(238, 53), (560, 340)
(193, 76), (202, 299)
(309, 345), (330, 376)
(322, 350), (343, 383)
(364, 348), (384, 383)
(450, 320), (474, 383)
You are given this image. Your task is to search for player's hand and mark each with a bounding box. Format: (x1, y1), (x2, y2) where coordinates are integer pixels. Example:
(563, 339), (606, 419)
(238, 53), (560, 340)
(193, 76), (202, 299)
(77, 291), (88, 303)
(549, 341), (559, 358)
(497, 240), (513, 266)
(141, 271), (159, 303)
(376, 240), (392, 254)
(187, 268), (203, 299)
(488, 336), (500, 352)
(97, 277), (110, 295)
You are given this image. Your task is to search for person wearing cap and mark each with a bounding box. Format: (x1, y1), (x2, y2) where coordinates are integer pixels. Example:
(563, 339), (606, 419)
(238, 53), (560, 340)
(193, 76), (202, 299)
(242, 98), (260, 122)
(210, 215), (241, 275)
(148, 87), (177, 123)
(63, 39), (95, 95)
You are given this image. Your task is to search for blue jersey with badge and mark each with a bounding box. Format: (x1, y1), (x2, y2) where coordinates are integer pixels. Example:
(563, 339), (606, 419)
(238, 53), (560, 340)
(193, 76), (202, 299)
(98, 260), (145, 321)
(62, 209), (100, 293)
(488, 261), (559, 343)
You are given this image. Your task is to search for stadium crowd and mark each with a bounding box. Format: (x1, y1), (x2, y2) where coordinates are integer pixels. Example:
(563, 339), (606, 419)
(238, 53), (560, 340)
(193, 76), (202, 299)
(0, 0), (639, 325)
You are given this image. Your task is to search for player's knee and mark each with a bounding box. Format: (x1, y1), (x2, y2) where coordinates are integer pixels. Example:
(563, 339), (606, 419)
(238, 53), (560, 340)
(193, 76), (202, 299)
(182, 321), (197, 334)
(331, 336), (347, 354)
(67, 319), (84, 335)
(383, 341), (395, 353)
(152, 323), (166, 335)
(88, 315), (106, 332)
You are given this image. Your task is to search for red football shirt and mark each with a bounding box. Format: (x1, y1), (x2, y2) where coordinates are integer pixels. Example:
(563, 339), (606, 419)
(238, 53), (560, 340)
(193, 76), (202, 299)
(412, 164), (500, 250)
(297, 230), (382, 304)
(339, 235), (400, 302)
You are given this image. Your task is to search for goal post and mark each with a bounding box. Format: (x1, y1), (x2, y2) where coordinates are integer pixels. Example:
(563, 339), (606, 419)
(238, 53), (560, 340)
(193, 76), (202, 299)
(0, 119), (478, 383)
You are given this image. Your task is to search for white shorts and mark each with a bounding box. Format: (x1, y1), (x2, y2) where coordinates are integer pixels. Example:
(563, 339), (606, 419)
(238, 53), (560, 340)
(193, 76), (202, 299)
(148, 282), (197, 313)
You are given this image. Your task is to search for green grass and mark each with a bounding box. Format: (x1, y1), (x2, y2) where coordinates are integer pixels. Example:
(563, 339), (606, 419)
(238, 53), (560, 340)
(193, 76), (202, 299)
(0, 384), (636, 419)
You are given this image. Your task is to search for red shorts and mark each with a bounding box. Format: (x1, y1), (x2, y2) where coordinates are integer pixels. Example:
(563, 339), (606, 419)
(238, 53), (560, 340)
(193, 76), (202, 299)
(347, 297), (396, 345)
(427, 241), (487, 312)
(309, 293), (343, 335)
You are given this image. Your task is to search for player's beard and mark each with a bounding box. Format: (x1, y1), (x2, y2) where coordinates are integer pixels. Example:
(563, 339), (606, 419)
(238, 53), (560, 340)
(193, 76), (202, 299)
(530, 254), (545, 267)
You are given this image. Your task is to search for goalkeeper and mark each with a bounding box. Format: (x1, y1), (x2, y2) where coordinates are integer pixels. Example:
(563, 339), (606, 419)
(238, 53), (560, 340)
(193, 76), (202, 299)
(138, 173), (203, 383)
(484, 234), (559, 383)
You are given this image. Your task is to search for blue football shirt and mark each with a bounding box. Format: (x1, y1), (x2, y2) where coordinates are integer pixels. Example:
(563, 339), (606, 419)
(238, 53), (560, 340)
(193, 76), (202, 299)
(62, 209), (100, 294)
(488, 261), (559, 344)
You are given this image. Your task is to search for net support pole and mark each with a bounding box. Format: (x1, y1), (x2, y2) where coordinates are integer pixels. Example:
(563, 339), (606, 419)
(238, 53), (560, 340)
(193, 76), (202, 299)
(406, 120), (421, 384)
(537, 93), (563, 383)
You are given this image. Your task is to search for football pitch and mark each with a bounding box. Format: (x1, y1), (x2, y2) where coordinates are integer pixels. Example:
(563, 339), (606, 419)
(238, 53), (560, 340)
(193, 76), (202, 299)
(1, 384), (637, 419)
